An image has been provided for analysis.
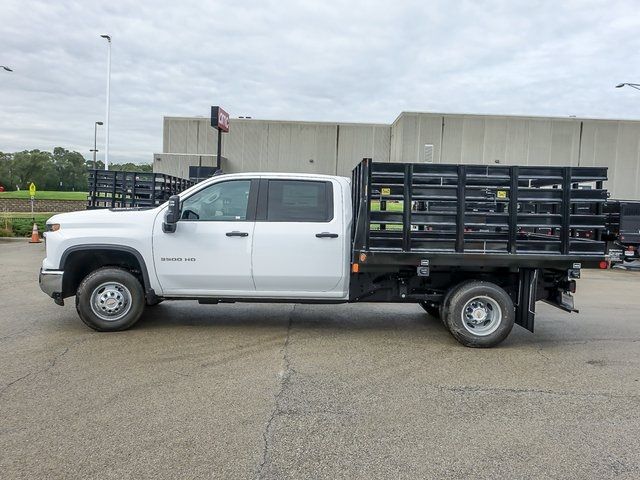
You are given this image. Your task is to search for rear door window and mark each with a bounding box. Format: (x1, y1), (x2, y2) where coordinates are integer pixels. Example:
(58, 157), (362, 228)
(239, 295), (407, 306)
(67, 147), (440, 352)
(266, 180), (333, 222)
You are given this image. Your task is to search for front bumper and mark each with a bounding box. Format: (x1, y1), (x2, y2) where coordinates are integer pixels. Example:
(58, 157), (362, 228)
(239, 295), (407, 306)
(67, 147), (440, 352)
(39, 269), (64, 305)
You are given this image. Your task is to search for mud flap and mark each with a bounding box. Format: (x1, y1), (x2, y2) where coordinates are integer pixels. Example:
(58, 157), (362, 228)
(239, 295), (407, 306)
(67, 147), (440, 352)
(516, 268), (538, 332)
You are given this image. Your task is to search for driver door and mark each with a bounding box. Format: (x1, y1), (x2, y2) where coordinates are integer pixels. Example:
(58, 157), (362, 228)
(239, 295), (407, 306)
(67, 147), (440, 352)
(152, 178), (258, 296)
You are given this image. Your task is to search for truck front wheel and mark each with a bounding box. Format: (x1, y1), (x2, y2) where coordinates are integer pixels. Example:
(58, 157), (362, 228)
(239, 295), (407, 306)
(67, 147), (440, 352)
(443, 281), (514, 348)
(75, 267), (146, 331)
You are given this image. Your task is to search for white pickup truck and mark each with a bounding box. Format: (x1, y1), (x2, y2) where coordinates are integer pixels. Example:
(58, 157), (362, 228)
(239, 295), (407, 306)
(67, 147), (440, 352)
(40, 159), (611, 347)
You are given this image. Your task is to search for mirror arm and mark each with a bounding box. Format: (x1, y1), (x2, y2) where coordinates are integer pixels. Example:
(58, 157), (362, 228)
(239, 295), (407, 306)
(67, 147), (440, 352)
(162, 222), (177, 233)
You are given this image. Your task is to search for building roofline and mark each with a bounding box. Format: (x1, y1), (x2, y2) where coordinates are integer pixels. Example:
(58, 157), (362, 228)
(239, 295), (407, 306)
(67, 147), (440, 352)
(162, 116), (390, 127)
(163, 110), (640, 130)
(394, 110), (640, 124)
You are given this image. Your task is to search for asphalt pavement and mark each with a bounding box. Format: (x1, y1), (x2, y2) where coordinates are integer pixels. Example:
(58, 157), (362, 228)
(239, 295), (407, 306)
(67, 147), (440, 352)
(1, 241), (639, 479)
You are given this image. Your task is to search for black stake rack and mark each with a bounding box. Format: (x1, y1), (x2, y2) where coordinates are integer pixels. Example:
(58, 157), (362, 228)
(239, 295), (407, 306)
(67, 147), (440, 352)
(87, 170), (194, 209)
(351, 158), (609, 268)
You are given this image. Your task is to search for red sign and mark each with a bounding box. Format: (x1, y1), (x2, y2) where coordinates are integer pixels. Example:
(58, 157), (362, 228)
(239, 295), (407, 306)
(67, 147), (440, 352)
(211, 106), (230, 132)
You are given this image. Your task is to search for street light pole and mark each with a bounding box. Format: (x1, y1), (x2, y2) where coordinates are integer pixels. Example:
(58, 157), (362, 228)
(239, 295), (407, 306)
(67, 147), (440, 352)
(1, 65), (13, 72)
(100, 34), (112, 170)
(90, 121), (104, 169)
(615, 83), (640, 91)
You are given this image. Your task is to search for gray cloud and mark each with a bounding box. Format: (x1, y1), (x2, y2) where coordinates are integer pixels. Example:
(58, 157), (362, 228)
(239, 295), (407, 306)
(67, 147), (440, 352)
(1, 0), (639, 164)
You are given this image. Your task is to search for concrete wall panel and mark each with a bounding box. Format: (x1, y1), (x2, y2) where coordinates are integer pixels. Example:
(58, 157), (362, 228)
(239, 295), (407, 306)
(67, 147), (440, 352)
(441, 117), (464, 164)
(614, 122), (640, 198)
(482, 119), (508, 165)
(417, 114), (443, 163)
(504, 119), (529, 165)
(527, 120), (552, 166)
(549, 121), (580, 166)
(460, 117), (485, 164)
(336, 124), (390, 176)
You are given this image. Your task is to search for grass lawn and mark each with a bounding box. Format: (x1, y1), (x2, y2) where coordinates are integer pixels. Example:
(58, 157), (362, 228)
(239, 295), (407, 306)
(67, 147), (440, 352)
(371, 200), (404, 212)
(0, 190), (87, 201)
(370, 199), (404, 230)
(1, 212), (56, 220)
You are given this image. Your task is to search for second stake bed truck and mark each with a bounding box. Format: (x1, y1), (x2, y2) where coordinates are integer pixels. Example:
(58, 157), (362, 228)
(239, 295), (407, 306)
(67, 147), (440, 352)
(40, 159), (612, 347)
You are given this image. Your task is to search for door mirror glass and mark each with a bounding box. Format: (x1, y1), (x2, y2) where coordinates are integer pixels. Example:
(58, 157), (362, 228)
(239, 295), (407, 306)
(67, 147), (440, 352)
(163, 195), (181, 233)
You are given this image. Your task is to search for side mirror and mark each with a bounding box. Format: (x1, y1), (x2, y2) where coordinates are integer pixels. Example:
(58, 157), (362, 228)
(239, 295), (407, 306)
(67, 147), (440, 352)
(163, 195), (181, 233)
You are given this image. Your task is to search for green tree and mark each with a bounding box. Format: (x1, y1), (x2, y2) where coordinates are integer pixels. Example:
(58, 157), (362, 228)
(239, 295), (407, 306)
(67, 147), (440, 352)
(0, 148), (154, 191)
(0, 152), (15, 190)
(109, 162), (153, 173)
(53, 147), (88, 191)
(11, 150), (56, 190)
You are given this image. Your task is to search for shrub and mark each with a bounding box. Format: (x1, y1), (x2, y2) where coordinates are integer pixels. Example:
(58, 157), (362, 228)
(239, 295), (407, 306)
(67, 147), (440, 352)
(11, 218), (47, 237)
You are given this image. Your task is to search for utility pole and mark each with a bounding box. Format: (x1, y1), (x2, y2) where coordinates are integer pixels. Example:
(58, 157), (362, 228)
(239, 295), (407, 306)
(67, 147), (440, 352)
(211, 106), (230, 173)
(100, 34), (112, 170)
(90, 121), (103, 169)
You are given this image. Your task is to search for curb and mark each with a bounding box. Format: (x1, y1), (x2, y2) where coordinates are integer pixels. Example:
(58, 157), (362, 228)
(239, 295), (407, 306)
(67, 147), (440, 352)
(0, 237), (34, 243)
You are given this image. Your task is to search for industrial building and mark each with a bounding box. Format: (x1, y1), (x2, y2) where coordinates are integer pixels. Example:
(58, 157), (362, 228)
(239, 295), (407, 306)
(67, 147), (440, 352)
(154, 111), (640, 200)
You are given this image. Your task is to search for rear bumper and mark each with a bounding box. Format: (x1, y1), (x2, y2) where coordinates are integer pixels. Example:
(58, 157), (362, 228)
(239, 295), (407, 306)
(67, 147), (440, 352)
(39, 269), (64, 304)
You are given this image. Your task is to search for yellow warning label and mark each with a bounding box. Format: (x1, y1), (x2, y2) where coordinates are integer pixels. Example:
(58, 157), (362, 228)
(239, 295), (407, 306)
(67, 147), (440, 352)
(496, 190), (507, 199)
(381, 187), (391, 196)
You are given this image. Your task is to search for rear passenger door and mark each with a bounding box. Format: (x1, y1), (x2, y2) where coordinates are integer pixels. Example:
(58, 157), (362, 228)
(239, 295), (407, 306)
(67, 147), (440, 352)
(251, 178), (346, 297)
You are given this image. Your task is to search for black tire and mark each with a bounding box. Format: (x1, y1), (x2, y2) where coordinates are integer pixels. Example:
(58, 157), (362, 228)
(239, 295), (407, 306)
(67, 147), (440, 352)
(439, 281), (475, 324)
(75, 267), (145, 332)
(419, 301), (440, 319)
(442, 281), (515, 348)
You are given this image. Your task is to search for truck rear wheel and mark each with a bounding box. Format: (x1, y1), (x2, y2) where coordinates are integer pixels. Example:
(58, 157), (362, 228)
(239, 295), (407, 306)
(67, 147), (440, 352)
(75, 267), (145, 332)
(442, 281), (514, 348)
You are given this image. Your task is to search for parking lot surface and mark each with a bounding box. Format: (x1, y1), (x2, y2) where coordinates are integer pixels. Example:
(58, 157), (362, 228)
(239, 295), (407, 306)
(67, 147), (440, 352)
(1, 241), (639, 479)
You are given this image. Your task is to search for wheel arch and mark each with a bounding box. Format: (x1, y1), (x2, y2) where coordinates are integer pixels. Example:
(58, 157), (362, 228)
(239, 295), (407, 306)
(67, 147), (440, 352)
(60, 244), (156, 301)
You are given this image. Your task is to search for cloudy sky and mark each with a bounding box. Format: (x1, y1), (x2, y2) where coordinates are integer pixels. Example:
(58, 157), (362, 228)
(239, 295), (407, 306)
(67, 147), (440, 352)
(1, 0), (639, 164)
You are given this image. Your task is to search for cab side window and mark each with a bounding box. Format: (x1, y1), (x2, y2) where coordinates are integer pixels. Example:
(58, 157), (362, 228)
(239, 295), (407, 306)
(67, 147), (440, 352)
(181, 180), (251, 221)
(266, 180), (333, 222)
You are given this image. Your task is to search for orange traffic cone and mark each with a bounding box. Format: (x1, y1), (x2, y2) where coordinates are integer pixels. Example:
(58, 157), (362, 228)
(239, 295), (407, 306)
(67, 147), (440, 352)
(29, 223), (42, 243)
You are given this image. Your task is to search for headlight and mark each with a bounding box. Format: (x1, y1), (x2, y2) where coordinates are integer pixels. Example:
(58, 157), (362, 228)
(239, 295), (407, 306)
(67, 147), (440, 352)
(45, 223), (61, 232)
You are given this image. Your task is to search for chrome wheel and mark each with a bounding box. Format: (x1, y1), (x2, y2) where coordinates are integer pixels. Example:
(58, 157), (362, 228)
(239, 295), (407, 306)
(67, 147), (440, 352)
(461, 295), (502, 336)
(90, 282), (132, 321)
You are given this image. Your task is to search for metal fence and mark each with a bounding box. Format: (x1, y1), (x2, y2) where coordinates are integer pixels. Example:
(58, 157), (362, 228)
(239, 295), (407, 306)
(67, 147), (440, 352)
(87, 170), (194, 209)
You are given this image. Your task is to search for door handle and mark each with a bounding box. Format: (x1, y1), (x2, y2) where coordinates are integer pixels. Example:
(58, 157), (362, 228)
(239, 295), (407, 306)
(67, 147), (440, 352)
(316, 232), (339, 238)
(226, 231), (249, 237)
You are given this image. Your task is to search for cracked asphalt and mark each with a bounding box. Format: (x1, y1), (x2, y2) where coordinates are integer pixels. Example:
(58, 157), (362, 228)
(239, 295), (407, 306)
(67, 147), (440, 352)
(1, 241), (639, 479)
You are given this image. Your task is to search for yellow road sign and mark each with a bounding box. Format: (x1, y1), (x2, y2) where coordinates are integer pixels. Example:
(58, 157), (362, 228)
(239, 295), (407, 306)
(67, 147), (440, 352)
(29, 183), (36, 197)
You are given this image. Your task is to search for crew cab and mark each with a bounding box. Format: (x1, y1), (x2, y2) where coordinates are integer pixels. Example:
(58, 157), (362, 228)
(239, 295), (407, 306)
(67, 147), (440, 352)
(40, 159), (612, 347)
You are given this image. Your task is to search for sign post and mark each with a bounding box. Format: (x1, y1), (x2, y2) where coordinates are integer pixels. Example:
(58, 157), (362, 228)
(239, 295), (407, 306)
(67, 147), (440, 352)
(211, 106), (230, 171)
(29, 182), (36, 217)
